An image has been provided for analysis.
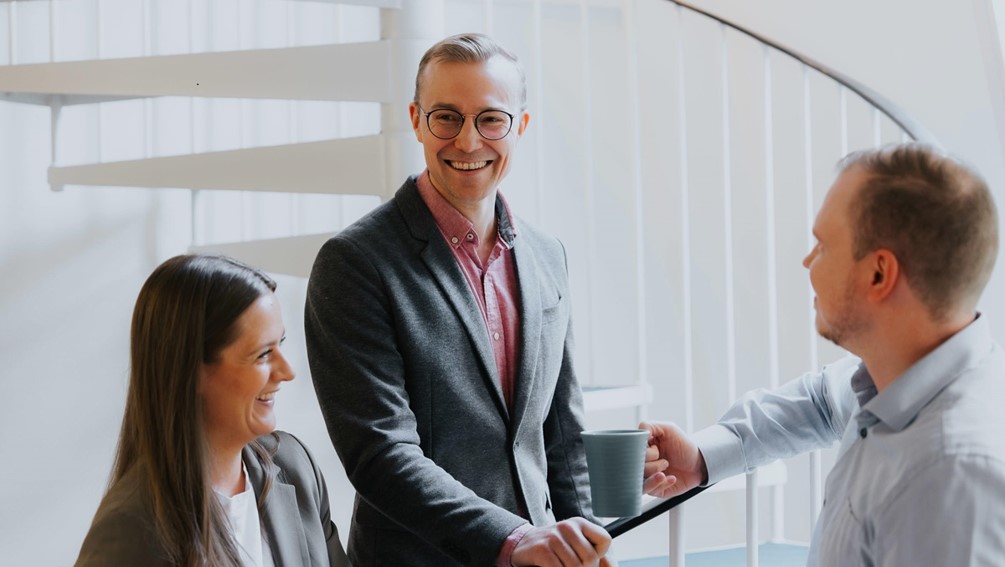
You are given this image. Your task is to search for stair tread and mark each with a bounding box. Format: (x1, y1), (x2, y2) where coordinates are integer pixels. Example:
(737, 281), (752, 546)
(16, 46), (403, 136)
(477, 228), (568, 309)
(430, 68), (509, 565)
(48, 137), (387, 195)
(0, 42), (391, 102)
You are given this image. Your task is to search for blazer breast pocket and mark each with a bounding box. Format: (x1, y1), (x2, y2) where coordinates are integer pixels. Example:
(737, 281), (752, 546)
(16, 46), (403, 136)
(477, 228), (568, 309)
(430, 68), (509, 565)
(541, 294), (565, 325)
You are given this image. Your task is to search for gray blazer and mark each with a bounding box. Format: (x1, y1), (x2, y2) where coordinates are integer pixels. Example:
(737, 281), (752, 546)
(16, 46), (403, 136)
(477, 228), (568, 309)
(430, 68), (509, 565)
(305, 177), (593, 567)
(74, 431), (350, 567)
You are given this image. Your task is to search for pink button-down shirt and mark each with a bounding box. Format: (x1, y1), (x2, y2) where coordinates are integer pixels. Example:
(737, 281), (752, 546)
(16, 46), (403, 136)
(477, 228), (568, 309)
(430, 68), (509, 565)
(416, 171), (522, 412)
(417, 173), (533, 566)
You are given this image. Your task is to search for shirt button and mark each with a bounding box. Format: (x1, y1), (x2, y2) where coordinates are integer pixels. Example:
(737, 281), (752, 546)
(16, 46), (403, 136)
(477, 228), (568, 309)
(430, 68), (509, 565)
(493, 332), (500, 340)
(466, 233), (474, 240)
(450, 236), (459, 244)
(859, 428), (867, 439)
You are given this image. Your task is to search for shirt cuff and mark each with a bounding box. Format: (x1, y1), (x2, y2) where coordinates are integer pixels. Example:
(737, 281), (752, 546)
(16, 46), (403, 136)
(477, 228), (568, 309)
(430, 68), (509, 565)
(496, 523), (533, 567)
(692, 424), (746, 485)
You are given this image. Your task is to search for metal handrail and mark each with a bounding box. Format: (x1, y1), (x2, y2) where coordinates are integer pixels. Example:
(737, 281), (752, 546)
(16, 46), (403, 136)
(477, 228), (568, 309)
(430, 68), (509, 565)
(664, 0), (940, 147)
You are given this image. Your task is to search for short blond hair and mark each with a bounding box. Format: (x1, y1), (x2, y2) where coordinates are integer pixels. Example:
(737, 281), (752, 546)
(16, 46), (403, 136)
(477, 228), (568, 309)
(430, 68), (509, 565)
(414, 32), (527, 110)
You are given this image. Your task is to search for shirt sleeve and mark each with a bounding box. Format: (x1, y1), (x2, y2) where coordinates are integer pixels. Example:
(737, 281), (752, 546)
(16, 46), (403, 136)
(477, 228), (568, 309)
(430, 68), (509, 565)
(694, 355), (861, 485)
(871, 454), (1005, 566)
(495, 523), (533, 567)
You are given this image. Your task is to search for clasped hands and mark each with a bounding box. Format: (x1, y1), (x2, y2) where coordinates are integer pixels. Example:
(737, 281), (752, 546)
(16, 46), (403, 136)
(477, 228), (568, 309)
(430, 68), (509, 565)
(511, 518), (614, 567)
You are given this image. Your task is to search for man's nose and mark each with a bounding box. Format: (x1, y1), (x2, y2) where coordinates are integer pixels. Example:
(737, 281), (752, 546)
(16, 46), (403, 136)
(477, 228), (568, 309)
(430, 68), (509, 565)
(453, 118), (483, 152)
(802, 246), (817, 269)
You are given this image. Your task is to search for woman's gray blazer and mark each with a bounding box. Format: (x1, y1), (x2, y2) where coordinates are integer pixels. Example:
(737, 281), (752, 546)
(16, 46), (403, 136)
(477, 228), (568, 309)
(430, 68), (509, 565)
(74, 431), (350, 567)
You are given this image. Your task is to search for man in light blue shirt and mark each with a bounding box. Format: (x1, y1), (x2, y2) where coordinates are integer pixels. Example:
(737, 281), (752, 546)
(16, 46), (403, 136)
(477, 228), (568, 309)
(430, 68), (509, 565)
(642, 143), (1005, 566)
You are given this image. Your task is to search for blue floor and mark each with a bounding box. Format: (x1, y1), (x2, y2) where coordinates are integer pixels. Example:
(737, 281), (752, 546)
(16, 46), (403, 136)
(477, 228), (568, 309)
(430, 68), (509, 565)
(623, 543), (809, 567)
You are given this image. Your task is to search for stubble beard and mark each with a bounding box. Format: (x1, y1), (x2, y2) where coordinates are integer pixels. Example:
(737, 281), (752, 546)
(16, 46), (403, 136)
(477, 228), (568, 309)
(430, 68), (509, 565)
(817, 283), (869, 349)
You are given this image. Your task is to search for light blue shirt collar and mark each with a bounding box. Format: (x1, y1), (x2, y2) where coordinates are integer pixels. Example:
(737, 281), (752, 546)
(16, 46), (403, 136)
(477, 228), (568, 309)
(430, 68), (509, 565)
(858, 313), (991, 432)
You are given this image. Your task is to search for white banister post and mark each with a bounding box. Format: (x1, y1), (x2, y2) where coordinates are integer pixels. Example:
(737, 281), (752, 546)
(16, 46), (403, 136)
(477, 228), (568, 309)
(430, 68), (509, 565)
(806, 69), (824, 534)
(379, 0), (442, 202)
(810, 452), (822, 530)
(719, 22), (737, 406)
(674, 5), (692, 562)
(674, 3), (694, 438)
(285, 0), (300, 234)
(746, 470), (759, 567)
(621, 0), (650, 424)
(482, 0), (494, 34)
(577, 0), (599, 381)
(762, 41), (785, 545)
(669, 507), (685, 567)
(8, 0), (17, 65)
(45, 3), (62, 195)
(48, 0), (56, 62)
(48, 96), (63, 192)
(872, 107), (882, 147)
(531, 0), (546, 223)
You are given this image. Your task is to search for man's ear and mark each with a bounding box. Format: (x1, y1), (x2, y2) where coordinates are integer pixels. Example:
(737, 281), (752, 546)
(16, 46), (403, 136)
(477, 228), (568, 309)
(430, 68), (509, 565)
(515, 111), (530, 136)
(867, 249), (899, 302)
(409, 102), (422, 142)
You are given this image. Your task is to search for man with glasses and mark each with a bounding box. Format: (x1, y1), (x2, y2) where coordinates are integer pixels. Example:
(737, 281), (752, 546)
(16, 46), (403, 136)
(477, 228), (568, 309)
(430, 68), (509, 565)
(306, 33), (612, 567)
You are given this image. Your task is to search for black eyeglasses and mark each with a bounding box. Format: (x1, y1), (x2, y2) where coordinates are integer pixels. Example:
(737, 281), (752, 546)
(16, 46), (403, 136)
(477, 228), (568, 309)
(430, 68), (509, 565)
(417, 105), (515, 141)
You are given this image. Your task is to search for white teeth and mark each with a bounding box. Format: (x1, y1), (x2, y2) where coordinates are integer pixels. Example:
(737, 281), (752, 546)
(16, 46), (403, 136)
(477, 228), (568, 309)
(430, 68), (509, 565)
(257, 392), (275, 402)
(449, 160), (488, 171)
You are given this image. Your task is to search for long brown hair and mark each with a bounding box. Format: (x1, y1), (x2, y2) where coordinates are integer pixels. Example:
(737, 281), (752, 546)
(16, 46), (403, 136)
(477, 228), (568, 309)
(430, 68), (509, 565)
(111, 254), (280, 566)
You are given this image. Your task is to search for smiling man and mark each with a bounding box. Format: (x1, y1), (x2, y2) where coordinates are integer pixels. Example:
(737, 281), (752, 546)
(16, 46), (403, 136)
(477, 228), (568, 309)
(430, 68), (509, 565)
(305, 34), (611, 567)
(641, 144), (1005, 566)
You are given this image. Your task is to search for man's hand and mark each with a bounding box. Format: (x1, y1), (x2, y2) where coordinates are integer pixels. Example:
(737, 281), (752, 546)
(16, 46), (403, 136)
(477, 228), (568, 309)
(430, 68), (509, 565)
(639, 421), (707, 499)
(510, 517), (613, 567)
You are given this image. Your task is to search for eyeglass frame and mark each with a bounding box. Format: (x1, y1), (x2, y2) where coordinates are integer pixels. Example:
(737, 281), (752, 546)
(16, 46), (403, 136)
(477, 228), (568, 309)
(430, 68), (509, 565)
(415, 104), (516, 141)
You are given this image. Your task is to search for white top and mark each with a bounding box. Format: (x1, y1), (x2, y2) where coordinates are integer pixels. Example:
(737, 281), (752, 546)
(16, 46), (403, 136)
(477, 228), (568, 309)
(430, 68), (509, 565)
(216, 463), (276, 567)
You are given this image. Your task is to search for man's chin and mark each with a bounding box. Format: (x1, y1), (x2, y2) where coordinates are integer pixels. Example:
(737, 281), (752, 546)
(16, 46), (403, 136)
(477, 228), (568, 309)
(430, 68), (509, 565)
(816, 321), (841, 347)
(820, 332), (842, 347)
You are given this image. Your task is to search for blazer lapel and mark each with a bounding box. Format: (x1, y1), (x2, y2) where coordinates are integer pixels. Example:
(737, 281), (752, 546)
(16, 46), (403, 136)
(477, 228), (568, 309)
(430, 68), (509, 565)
(262, 484), (310, 567)
(511, 235), (542, 432)
(245, 449), (310, 567)
(397, 180), (510, 421)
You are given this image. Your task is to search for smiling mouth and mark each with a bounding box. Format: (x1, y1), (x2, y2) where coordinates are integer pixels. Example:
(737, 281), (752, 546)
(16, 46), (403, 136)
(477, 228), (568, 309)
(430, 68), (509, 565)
(256, 391), (277, 402)
(446, 160), (490, 171)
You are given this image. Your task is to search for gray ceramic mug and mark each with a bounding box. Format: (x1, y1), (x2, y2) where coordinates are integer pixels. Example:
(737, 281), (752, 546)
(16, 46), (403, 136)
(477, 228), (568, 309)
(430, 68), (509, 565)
(581, 429), (649, 517)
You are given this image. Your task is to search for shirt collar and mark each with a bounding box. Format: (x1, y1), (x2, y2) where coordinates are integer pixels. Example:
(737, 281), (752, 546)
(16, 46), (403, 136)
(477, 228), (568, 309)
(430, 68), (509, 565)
(415, 170), (517, 248)
(859, 313), (992, 432)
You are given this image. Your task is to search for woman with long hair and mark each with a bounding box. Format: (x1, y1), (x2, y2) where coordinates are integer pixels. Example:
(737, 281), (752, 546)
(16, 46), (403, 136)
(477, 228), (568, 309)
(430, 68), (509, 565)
(75, 254), (349, 567)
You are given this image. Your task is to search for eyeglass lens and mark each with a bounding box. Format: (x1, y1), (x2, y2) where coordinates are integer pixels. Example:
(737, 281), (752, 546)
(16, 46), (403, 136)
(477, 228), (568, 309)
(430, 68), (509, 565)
(427, 109), (512, 140)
